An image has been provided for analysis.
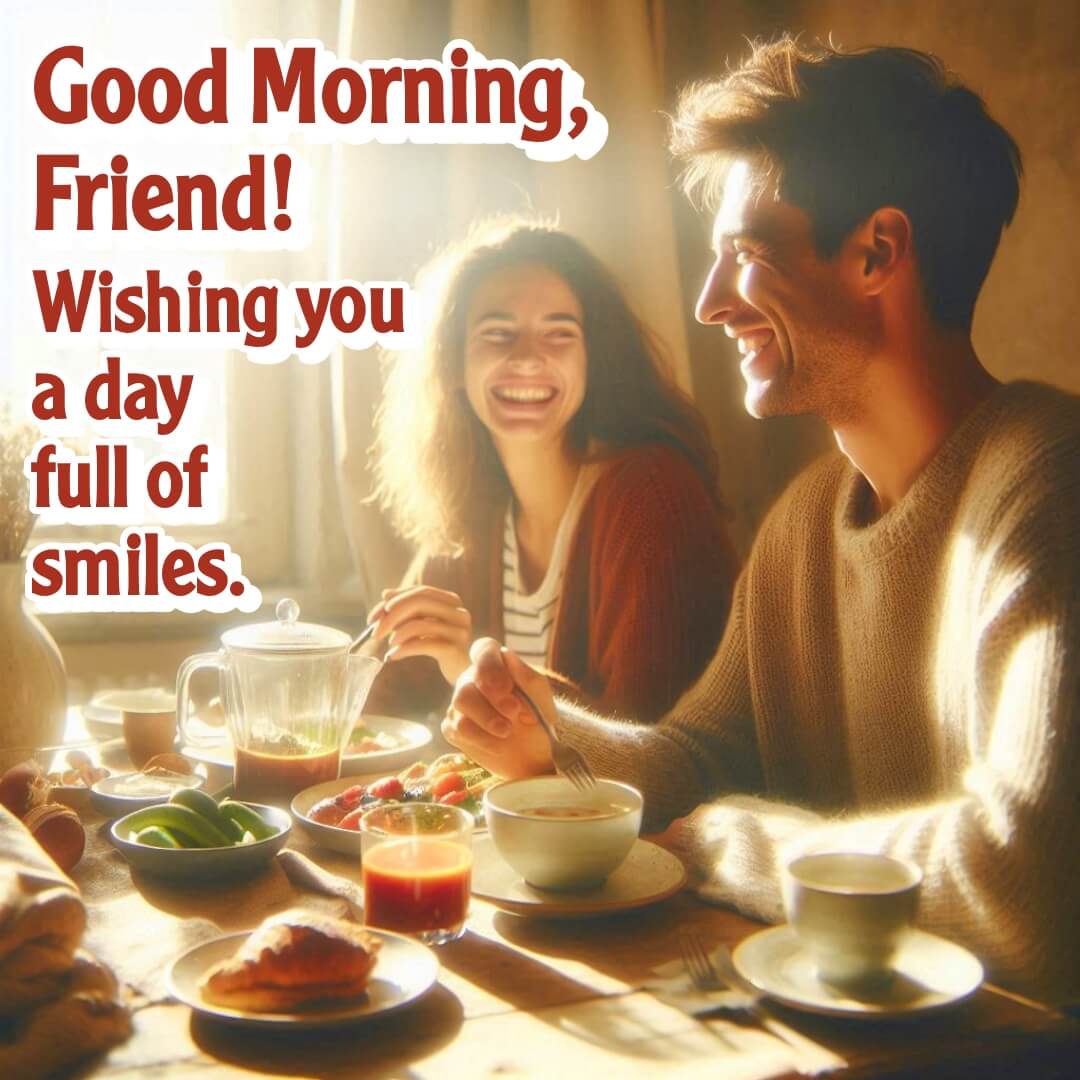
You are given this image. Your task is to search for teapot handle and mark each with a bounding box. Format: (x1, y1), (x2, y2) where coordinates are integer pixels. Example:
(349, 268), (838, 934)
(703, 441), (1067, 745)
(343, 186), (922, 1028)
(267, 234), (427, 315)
(176, 651), (226, 748)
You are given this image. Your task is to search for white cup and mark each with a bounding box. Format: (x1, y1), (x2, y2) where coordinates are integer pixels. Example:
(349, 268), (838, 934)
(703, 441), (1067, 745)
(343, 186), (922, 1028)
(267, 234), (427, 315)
(783, 852), (922, 987)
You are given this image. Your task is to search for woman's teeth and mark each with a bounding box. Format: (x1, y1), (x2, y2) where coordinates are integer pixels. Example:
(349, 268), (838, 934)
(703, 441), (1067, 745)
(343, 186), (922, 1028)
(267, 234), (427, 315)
(493, 386), (556, 403)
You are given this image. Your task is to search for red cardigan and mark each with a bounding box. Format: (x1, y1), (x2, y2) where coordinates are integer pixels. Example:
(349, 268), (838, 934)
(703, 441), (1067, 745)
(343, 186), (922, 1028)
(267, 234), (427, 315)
(367, 444), (740, 722)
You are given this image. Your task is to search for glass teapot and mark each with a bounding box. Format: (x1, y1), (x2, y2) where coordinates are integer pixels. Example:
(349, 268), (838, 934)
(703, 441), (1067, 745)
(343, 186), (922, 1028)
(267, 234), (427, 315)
(177, 598), (381, 804)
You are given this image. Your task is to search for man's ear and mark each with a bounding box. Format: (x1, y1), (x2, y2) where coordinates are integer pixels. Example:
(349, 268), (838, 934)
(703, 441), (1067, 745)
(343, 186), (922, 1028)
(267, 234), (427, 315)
(848, 207), (912, 297)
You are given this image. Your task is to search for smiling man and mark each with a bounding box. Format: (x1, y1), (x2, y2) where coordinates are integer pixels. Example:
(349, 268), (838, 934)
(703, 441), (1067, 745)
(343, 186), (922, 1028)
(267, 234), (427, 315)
(441, 38), (1080, 1002)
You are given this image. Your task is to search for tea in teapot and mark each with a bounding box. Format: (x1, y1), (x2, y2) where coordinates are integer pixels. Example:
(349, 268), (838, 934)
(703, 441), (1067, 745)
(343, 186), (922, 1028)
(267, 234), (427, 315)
(177, 599), (381, 804)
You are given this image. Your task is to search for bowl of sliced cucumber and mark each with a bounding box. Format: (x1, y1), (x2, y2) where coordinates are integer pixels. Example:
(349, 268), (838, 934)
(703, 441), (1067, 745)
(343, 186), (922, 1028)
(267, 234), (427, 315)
(109, 787), (291, 881)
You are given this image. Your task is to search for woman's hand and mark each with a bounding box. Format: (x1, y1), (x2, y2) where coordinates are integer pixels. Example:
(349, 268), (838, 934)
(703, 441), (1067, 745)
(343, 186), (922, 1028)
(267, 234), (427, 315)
(441, 638), (556, 778)
(368, 585), (473, 685)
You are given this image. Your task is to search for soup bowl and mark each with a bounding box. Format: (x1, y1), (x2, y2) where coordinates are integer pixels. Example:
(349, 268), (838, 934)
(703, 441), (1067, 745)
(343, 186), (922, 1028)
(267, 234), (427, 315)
(483, 776), (642, 891)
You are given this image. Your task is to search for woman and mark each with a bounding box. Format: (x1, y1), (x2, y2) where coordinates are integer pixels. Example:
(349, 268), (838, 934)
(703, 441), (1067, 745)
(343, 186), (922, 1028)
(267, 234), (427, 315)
(366, 218), (739, 720)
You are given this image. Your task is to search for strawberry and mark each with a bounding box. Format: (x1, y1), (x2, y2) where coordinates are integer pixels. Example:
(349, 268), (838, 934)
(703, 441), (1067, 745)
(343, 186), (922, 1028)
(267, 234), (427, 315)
(367, 776), (405, 801)
(339, 807), (367, 830)
(309, 798), (347, 826)
(336, 784), (367, 809)
(431, 772), (464, 798)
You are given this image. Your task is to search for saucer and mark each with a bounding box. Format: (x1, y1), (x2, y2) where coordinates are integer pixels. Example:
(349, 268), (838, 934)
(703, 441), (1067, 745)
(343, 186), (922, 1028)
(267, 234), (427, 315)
(90, 770), (204, 819)
(471, 835), (687, 918)
(732, 925), (983, 1018)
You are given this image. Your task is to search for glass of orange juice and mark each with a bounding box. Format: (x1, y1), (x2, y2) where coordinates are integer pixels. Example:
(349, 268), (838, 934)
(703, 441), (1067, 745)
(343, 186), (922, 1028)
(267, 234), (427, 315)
(360, 803), (473, 945)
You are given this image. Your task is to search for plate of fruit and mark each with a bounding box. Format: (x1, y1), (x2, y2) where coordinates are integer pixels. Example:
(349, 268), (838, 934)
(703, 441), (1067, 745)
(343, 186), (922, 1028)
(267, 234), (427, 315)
(291, 754), (498, 856)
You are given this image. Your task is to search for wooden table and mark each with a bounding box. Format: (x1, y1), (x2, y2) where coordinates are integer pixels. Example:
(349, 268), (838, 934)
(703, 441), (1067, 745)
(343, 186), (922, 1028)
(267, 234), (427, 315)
(40, 717), (1077, 1079)
(78, 796), (1078, 1079)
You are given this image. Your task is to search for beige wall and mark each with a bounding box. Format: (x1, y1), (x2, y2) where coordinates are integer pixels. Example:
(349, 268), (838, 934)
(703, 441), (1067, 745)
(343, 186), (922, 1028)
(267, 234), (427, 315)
(797, 0), (1080, 392)
(663, 0), (1080, 551)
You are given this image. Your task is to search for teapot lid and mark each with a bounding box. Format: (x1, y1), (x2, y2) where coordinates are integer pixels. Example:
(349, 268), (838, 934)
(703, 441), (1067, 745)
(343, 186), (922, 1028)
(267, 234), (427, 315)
(221, 598), (351, 653)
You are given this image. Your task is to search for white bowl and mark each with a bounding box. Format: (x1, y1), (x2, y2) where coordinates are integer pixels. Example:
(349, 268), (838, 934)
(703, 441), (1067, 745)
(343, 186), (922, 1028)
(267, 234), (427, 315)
(483, 777), (642, 891)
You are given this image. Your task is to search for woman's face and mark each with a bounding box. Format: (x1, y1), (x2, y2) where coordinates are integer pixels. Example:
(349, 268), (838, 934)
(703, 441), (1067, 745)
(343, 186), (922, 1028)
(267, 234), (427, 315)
(463, 262), (587, 453)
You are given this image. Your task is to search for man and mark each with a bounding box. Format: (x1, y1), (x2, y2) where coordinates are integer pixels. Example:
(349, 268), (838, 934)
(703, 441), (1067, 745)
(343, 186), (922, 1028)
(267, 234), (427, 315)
(442, 38), (1079, 1002)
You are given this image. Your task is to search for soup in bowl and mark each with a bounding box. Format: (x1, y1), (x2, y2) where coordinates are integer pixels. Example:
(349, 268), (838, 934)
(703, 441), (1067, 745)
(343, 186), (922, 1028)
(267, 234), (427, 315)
(484, 776), (643, 891)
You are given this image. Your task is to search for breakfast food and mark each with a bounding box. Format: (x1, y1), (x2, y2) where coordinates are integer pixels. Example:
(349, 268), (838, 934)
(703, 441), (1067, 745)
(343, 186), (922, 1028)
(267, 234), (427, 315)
(45, 750), (111, 789)
(199, 910), (382, 1011)
(0, 761), (87, 871)
(22, 803), (86, 873)
(520, 804), (628, 819)
(306, 754), (497, 829)
(0, 760), (51, 817)
(98, 772), (196, 799)
(347, 724), (404, 754)
(141, 752), (195, 776)
(121, 789), (280, 849)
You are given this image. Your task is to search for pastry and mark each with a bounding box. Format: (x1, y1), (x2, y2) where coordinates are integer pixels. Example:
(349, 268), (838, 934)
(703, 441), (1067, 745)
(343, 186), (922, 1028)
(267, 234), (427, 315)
(199, 909), (381, 1011)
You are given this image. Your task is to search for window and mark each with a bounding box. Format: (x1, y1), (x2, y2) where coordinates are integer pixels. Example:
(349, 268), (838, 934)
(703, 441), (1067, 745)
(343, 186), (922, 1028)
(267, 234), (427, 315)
(5, 2), (294, 613)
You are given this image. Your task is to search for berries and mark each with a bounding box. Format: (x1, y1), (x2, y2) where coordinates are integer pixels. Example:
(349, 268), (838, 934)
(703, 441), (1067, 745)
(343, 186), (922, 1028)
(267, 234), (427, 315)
(367, 777), (405, 801)
(336, 785), (367, 810)
(309, 797), (347, 825)
(304, 757), (493, 834)
(431, 772), (464, 798)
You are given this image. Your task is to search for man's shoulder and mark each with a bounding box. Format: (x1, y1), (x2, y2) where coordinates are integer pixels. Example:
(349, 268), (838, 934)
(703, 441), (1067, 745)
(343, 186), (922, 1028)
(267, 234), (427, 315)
(982, 380), (1080, 444)
(971, 381), (1080, 493)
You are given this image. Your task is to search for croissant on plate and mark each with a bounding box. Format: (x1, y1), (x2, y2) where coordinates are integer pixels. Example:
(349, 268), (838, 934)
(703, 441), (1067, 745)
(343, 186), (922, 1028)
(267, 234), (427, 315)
(198, 909), (382, 1012)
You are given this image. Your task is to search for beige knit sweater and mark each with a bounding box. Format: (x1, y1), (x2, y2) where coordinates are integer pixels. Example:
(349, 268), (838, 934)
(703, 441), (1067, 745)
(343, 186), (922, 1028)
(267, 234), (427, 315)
(559, 381), (1079, 1002)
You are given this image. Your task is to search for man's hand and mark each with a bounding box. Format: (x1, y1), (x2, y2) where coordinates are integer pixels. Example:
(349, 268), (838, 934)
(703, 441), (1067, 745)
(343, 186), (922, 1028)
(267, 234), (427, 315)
(442, 638), (556, 778)
(368, 585), (473, 685)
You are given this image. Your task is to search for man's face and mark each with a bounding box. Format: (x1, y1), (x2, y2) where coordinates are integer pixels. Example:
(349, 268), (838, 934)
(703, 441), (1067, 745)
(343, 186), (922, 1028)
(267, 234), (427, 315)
(695, 160), (872, 422)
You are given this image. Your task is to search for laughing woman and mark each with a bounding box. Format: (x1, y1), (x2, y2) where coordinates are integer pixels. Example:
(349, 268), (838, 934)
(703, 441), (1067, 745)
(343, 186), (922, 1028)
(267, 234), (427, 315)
(367, 219), (739, 720)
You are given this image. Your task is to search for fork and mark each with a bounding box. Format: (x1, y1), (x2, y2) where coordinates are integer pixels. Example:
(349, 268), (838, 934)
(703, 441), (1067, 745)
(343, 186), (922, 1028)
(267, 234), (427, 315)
(513, 686), (597, 793)
(679, 931), (842, 1075)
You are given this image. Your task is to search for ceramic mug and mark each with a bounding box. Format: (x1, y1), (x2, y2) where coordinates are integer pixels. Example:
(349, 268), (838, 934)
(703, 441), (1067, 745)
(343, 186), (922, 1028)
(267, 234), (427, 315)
(115, 689), (179, 769)
(783, 852), (922, 987)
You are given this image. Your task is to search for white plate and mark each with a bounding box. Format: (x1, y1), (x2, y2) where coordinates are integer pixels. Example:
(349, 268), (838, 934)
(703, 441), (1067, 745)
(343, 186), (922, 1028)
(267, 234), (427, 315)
(732, 925), (983, 1018)
(291, 772), (487, 856)
(168, 927), (438, 1027)
(471, 835), (687, 919)
(90, 770), (205, 819)
(181, 716), (432, 777)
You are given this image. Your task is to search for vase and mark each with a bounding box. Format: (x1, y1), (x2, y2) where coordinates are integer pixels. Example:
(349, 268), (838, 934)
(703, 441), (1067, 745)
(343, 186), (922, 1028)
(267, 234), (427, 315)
(0, 560), (67, 771)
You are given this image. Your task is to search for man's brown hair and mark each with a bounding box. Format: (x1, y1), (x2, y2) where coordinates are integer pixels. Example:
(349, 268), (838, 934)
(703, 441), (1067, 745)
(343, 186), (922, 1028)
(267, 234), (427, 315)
(671, 36), (1023, 328)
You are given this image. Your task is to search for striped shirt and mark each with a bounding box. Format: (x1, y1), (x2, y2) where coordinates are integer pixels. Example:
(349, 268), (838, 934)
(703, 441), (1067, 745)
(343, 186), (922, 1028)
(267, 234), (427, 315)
(503, 464), (602, 667)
